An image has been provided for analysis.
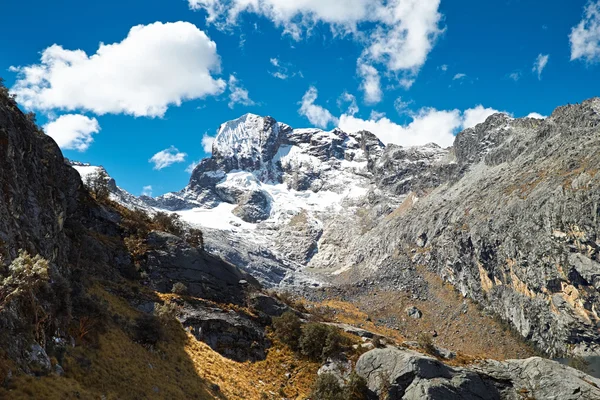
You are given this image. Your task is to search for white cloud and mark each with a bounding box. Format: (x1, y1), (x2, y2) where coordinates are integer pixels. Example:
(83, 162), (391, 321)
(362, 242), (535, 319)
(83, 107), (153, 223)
(338, 92), (359, 116)
(268, 57), (301, 80)
(394, 97), (411, 114)
(439, 64), (448, 72)
(43, 114), (100, 152)
(358, 62), (382, 104)
(186, 161), (201, 173)
(11, 22), (226, 117)
(369, 110), (386, 120)
(453, 73), (466, 80)
(142, 185), (153, 196)
(532, 54), (549, 80)
(462, 105), (502, 130)
(149, 146), (187, 170)
(339, 108), (461, 147)
(508, 71), (521, 81)
(191, 0), (444, 95)
(298, 86), (338, 128)
(202, 133), (216, 153)
(526, 112), (547, 119)
(570, 1), (600, 63)
(228, 75), (254, 108)
(338, 105), (505, 148)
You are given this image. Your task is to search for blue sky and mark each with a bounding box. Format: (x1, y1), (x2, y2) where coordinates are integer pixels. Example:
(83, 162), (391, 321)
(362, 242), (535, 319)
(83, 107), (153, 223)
(1, 0), (599, 196)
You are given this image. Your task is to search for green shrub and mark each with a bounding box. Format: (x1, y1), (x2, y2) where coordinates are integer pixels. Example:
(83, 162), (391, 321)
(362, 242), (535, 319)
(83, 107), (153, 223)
(84, 169), (110, 201)
(345, 371), (370, 400)
(171, 282), (188, 295)
(154, 301), (179, 325)
(132, 315), (163, 346)
(310, 373), (345, 400)
(300, 323), (347, 362)
(272, 311), (302, 350)
(185, 228), (204, 250)
(417, 333), (436, 355)
(153, 212), (184, 236)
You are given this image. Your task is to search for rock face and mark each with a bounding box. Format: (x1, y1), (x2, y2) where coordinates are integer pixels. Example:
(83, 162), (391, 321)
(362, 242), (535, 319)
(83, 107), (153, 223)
(178, 301), (268, 362)
(341, 99), (600, 358)
(356, 347), (600, 400)
(142, 231), (259, 305)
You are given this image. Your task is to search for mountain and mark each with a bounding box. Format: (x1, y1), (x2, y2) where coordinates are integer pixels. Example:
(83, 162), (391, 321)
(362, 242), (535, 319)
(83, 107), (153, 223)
(110, 113), (447, 285)
(77, 101), (600, 364)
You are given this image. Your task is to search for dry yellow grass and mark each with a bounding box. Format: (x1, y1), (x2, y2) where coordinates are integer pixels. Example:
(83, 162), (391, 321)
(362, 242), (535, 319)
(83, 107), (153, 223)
(0, 284), (319, 400)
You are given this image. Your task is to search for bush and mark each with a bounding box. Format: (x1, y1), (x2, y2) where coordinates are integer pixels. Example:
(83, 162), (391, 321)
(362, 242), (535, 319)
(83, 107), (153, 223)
(153, 212), (184, 236)
(171, 282), (188, 295)
(272, 311), (302, 350)
(154, 301), (179, 324)
(185, 228), (204, 250)
(132, 315), (163, 346)
(417, 333), (436, 355)
(310, 373), (346, 400)
(84, 169), (111, 201)
(300, 323), (347, 362)
(345, 371), (370, 400)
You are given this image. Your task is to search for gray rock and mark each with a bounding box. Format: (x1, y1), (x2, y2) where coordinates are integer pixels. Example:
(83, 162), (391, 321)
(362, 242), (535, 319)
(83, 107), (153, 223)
(143, 231), (259, 305)
(27, 343), (51, 374)
(318, 358), (353, 385)
(405, 306), (422, 319)
(356, 347), (600, 400)
(248, 293), (290, 318)
(178, 301), (268, 362)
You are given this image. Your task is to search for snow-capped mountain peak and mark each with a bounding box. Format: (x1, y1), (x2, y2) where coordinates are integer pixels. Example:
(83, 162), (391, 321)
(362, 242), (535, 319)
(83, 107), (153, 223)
(212, 113), (291, 172)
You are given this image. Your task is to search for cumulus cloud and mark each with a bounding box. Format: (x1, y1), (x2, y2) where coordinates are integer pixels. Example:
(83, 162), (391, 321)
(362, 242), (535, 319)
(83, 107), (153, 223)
(532, 54), (549, 80)
(339, 108), (461, 148)
(202, 133), (216, 153)
(338, 105), (505, 148)
(526, 112), (547, 119)
(43, 114), (100, 152)
(228, 75), (255, 108)
(358, 62), (383, 104)
(11, 22), (226, 117)
(298, 86), (338, 128)
(142, 185), (153, 196)
(453, 73), (467, 80)
(570, 1), (600, 63)
(149, 146), (187, 170)
(462, 105), (502, 130)
(190, 0), (444, 97)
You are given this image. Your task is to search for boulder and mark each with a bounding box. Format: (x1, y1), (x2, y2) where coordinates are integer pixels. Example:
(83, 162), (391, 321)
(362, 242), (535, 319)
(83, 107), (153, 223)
(356, 347), (600, 400)
(405, 306), (422, 319)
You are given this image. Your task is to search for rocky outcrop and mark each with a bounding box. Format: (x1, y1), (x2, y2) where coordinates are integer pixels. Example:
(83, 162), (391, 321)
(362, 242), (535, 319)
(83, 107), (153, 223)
(356, 347), (600, 400)
(178, 301), (268, 362)
(143, 231), (259, 305)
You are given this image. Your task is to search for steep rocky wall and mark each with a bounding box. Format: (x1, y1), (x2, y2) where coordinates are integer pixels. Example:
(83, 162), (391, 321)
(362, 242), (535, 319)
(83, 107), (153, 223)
(343, 99), (600, 357)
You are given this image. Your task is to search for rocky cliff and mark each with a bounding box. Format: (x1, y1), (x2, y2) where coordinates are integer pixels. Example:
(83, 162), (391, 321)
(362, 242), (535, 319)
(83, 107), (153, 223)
(339, 99), (600, 359)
